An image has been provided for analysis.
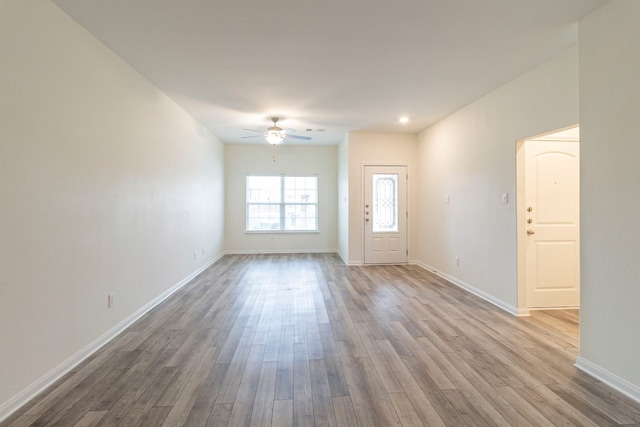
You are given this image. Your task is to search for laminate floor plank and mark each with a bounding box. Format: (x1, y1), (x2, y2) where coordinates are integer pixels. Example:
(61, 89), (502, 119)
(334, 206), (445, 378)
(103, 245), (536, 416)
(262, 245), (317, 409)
(249, 361), (277, 427)
(139, 406), (171, 426)
(181, 363), (230, 427)
(4, 416), (40, 427)
(117, 367), (179, 427)
(494, 385), (554, 426)
(336, 341), (381, 427)
(330, 396), (358, 427)
(4, 254), (640, 427)
(391, 322), (456, 391)
(355, 356), (402, 426)
(353, 322), (403, 394)
(271, 400), (293, 427)
(308, 359), (337, 427)
(388, 391), (425, 427)
(376, 341), (445, 426)
(274, 324), (295, 401)
(204, 403), (232, 427)
(71, 410), (107, 427)
(160, 346), (220, 427)
(292, 342), (314, 427)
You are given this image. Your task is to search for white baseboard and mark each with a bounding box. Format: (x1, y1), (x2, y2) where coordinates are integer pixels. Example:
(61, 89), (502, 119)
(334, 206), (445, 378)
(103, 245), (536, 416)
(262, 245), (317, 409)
(411, 261), (521, 316)
(336, 251), (348, 265)
(224, 249), (337, 255)
(0, 254), (223, 423)
(575, 357), (640, 404)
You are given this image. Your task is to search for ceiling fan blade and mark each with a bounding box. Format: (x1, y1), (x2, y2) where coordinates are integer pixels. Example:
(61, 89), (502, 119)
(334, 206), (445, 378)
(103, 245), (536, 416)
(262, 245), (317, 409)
(281, 128), (296, 134)
(243, 128), (263, 133)
(242, 135), (263, 138)
(287, 135), (312, 141)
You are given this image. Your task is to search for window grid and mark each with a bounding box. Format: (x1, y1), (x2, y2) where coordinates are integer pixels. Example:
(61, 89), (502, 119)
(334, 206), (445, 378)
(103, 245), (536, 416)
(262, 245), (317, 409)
(246, 175), (318, 232)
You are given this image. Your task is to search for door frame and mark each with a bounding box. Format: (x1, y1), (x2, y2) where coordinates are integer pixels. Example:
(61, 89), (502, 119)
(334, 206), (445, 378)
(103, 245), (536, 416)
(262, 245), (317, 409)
(362, 163), (409, 265)
(516, 125), (579, 316)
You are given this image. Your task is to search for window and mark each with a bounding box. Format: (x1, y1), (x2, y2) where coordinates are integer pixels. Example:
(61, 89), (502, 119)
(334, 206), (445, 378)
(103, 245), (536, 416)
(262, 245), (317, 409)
(246, 175), (318, 232)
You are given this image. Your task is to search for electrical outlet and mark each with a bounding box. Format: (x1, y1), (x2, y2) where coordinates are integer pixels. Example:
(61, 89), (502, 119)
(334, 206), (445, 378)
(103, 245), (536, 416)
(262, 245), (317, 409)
(108, 293), (115, 308)
(455, 257), (460, 267)
(444, 193), (450, 203)
(193, 251), (197, 260)
(502, 192), (509, 204)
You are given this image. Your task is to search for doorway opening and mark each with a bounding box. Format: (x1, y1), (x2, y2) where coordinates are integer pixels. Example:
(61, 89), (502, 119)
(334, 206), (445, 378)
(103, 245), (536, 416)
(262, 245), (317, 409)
(516, 126), (580, 316)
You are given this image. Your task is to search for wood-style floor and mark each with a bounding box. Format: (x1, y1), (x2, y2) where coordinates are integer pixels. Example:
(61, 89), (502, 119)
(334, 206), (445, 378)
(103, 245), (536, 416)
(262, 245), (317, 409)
(4, 253), (640, 426)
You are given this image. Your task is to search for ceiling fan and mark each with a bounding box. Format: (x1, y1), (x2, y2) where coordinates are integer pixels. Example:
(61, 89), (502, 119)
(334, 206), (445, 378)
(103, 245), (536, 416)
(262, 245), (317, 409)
(243, 117), (312, 145)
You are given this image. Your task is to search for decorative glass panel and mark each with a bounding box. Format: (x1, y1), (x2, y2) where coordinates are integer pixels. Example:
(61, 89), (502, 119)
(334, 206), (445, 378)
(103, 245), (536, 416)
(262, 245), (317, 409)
(372, 174), (398, 232)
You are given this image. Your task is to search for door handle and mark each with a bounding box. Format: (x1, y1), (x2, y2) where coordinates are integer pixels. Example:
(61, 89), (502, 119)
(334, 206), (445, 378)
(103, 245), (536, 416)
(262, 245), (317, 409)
(527, 229), (535, 235)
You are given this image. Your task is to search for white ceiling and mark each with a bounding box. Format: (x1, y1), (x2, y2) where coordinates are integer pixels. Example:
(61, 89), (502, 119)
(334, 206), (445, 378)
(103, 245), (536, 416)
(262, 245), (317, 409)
(51, 0), (607, 145)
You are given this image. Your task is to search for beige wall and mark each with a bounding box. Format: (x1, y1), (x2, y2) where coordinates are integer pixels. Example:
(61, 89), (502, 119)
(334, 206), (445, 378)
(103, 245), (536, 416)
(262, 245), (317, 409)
(577, 0), (640, 397)
(224, 144), (338, 253)
(337, 134), (350, 261)
(415, 46), (579, 313)
(346, 132), (418, 265)
(0, 0), (225, 415)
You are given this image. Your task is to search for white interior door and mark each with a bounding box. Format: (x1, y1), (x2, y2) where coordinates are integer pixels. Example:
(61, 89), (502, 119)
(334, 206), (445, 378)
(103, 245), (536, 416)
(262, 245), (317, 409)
(525, 140), (580, 308)
(364, 165), (407, 264)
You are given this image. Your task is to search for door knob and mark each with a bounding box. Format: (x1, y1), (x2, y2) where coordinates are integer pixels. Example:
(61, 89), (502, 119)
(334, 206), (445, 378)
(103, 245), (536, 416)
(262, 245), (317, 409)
(527, 207), (533, 212)
(527, 229), (535, 235)
(365, 218), (369, 222)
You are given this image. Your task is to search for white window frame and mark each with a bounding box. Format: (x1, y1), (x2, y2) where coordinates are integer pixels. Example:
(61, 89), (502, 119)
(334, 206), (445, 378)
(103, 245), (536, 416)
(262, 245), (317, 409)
(246, 175), (319, 232)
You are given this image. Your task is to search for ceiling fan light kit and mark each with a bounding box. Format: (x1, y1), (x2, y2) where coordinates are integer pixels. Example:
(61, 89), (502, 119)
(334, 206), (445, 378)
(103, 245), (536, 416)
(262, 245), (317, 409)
(242, 117), (312, 145)
(266, 131), (284, 145)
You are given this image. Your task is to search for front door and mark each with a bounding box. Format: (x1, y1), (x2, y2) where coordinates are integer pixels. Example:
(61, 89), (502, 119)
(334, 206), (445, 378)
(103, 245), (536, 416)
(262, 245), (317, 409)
(525, 140), (580, 308)
(364, 165), (407, 264)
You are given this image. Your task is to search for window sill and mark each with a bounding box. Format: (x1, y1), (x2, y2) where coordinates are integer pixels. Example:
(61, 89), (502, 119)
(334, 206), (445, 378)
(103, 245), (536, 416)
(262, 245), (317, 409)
(245, 230), (320, 234)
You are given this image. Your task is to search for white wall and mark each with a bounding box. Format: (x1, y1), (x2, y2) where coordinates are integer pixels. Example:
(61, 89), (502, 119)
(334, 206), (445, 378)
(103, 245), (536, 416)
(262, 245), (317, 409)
(415, 47), (579, 313)
(577, 0), (640, 397)
(337, 134), (350, 262)
(346, 132), (418, 265)
(0, 0), (225, 416)
(224, 144), (337, 253)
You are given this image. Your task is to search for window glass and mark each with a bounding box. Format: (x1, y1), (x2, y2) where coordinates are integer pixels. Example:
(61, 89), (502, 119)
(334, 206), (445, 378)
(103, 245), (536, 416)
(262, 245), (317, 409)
(246, 175), (318, 232)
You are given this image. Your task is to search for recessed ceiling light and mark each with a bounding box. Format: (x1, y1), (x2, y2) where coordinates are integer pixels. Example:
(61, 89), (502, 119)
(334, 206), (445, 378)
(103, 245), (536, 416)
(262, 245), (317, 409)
(399, 116), (410, 124)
